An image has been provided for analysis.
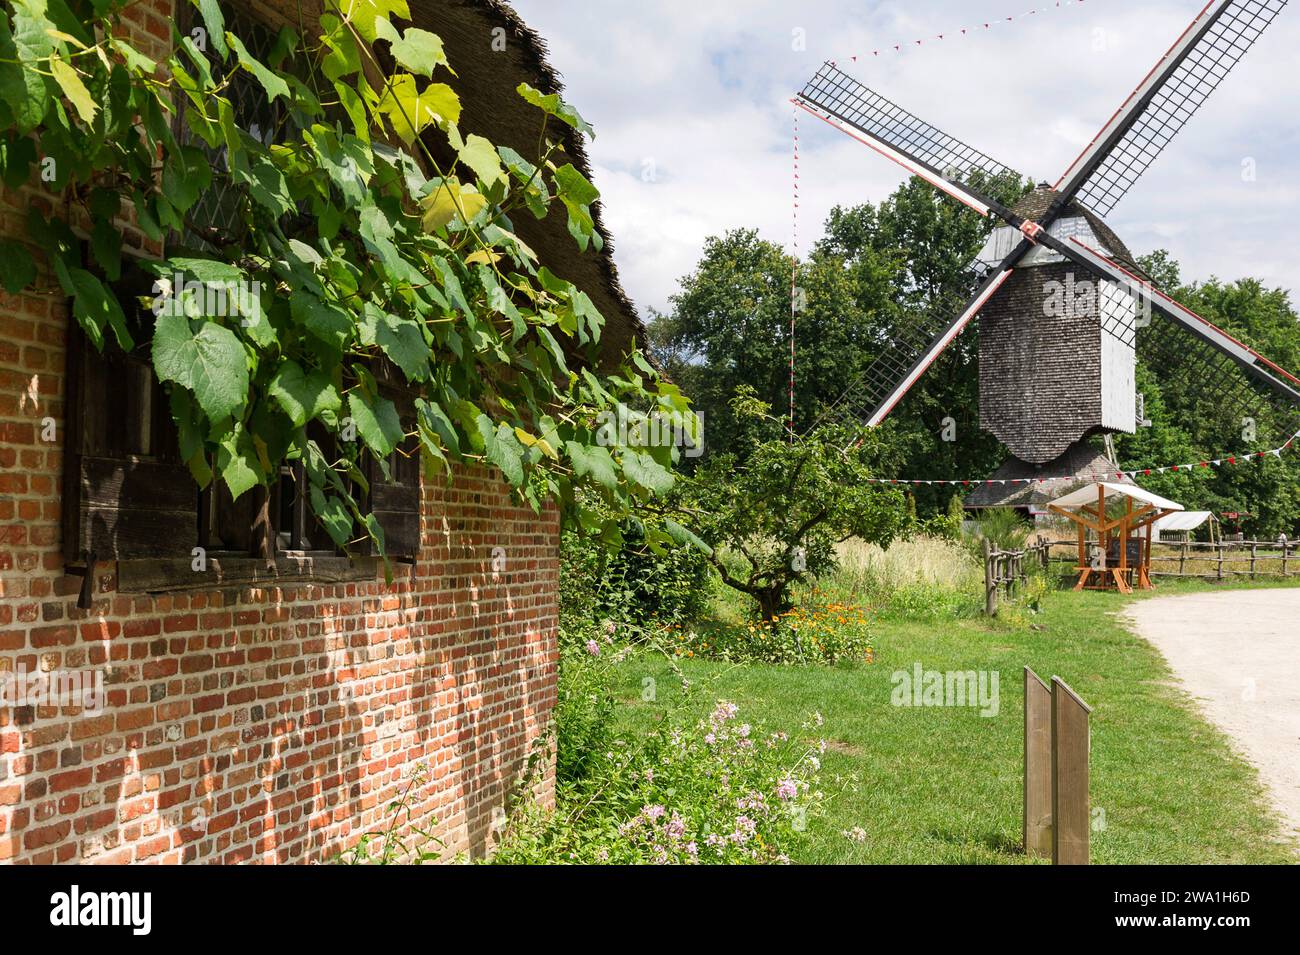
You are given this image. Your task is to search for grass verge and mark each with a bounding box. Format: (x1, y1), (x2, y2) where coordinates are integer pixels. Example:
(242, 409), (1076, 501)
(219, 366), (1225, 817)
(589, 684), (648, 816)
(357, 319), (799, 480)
(613, 580), (1297, 863)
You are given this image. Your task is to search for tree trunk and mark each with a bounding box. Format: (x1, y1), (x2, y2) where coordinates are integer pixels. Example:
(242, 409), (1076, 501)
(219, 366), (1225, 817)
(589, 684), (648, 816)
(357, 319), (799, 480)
(756, 587), (791, 621)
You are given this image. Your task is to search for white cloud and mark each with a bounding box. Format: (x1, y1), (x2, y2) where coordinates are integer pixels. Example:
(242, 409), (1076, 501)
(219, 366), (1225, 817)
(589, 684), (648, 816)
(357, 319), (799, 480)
(510, 0), (1300, 317)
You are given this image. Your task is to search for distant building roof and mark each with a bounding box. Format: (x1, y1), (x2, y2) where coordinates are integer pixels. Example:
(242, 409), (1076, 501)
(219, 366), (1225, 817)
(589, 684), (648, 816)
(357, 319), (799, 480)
(964, 441), (1132, 508)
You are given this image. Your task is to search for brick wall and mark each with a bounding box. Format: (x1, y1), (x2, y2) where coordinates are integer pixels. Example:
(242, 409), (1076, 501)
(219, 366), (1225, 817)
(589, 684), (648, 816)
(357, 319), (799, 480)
(0, 0), (559, 864)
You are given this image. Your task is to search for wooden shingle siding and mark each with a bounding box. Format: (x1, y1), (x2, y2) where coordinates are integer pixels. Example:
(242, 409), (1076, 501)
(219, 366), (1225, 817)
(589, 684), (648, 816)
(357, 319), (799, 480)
(978, 261), (1105, 464)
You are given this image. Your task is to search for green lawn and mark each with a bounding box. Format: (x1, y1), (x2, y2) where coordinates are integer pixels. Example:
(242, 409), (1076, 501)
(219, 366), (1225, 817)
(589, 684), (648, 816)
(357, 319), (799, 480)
(611, 578), (1298, 864)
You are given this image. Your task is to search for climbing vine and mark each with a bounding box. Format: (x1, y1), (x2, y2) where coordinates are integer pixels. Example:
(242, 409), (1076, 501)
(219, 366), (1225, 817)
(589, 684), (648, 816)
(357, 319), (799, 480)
(0, 0), (696, 557)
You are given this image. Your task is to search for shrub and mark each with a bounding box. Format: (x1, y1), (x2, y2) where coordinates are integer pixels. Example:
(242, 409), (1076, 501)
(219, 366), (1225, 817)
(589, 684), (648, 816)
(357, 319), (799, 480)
(968, 507), (1033, 554)
(666, 599), (873, 666)
(559, 521), (713, 633)
(923, 494), (966, 541)
(681, 399), (907, 620)
(492, 694), (826, 865)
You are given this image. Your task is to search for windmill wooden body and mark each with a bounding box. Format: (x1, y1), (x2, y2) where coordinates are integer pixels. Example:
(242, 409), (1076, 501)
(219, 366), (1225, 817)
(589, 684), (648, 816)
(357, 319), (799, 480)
(795, 0), (1300, 492)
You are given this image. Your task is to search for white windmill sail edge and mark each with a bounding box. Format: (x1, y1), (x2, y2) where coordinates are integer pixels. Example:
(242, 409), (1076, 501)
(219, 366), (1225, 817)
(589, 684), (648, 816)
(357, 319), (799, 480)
(794, 97), (996, 217)
(810, 265), (1015, 434)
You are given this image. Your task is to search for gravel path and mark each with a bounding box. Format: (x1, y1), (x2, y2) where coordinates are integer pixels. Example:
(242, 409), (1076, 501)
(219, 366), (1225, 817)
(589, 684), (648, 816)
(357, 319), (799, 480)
(1123, 589), (1300, 844)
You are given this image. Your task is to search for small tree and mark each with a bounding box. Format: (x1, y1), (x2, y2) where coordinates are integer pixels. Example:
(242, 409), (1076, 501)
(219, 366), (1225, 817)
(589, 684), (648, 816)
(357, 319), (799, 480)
(679, 394), (906, 619)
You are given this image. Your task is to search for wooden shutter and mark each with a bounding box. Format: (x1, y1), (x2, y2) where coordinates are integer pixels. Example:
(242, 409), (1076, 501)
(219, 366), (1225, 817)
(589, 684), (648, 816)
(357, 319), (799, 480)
(62, 266), (199, 562)
(364, 367), (421, 561)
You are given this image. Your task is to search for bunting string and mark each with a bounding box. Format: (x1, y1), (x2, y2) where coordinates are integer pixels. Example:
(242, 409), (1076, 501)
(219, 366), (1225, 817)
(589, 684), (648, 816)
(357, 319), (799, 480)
(829, 1), (1089, 68)
(863, 429), (1300, 487)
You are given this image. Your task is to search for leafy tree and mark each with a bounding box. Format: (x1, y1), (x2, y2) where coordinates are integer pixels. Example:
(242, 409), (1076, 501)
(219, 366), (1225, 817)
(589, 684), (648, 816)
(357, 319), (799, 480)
(678, 393), (906, 619)
(1115, 251), (1300, 537)
(651, 175), (1027, 510)
(0, 0), (691, 558)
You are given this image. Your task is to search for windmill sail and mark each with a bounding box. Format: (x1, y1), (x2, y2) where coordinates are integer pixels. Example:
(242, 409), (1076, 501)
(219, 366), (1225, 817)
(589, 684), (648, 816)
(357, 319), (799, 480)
(1041, 237), (1300, 440)
(814, 265), (1015, 431)
(796, 62), (1024, 217)
(1055, 0), (1289, 217)
(1062, 238), (1300, 407)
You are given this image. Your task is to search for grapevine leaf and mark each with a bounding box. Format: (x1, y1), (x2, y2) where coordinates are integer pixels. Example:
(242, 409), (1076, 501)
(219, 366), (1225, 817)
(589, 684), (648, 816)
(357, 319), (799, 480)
(227, 33), (289, 103)
(516, 82), (594, 139)
(0, 239), (37, 293)
(387, 26), (447, 77)
(565, 441), (617, 491)
(194, 0), (229, 57)
(49, 55), (96, 123)
(152, 311), (248, 421)
(622, 449), (674, 495)
(457, 133), (503, 188)
(268, 359), (342, 427)
(348, 390), (403, 458)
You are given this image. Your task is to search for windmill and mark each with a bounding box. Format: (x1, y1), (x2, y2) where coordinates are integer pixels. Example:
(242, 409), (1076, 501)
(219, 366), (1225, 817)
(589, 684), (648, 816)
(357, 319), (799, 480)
(795, 0), (1300, 503)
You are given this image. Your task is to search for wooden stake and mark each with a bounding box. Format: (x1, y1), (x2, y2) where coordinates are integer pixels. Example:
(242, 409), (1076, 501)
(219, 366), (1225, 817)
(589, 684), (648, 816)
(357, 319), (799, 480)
(1024, 667), (1052, 858)
(1051, 677), (1091, 865)
(983, 538), (996, 617)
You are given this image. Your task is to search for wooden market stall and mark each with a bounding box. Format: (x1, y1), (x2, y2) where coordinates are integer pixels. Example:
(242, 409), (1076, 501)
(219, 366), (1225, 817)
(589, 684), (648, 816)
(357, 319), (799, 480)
(1047, 482), (1184, 593)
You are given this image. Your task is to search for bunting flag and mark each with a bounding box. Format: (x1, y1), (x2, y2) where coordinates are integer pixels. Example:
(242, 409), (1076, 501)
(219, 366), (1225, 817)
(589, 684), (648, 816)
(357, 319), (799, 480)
(830, 2), (1087, 68)
(862, 430), (1300, 487)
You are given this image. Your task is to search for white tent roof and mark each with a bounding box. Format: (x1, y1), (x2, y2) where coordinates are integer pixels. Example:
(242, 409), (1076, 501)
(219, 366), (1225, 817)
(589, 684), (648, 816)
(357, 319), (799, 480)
(1154, 510), (1214, 532)
(1048, 481), (1185, 512)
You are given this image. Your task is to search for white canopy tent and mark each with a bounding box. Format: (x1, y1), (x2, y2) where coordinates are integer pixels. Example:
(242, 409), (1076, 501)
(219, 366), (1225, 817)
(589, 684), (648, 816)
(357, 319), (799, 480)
(1048, 481), (1184, 513)
(1152, 510), (1217, 543)
(1046, 482), (1185, 593)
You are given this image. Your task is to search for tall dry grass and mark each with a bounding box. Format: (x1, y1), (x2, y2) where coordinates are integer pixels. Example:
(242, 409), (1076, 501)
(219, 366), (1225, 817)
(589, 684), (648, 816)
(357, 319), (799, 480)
(833, 535), (983, 593)
(817, 535), (985, 618)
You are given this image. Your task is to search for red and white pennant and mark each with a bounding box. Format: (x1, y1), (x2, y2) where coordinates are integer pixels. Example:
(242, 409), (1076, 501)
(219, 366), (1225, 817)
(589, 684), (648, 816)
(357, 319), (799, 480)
(829, 1), (1088, 68)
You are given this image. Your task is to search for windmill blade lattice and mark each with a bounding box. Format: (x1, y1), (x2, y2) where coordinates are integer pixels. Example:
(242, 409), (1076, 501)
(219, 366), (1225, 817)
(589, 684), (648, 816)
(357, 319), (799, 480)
(1059, 0), (1289, 217)
(1037, 236), (1300, 437)
(798, 62), (1024, 198)
(810, 265), (1014, 432)
(1140, 310), (1300, 438)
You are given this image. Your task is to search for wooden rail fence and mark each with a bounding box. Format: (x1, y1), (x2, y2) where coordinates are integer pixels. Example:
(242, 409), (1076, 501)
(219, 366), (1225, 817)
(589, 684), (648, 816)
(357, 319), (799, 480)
(983, 537), (1051, 616)
(1037, 537), (1297, 581)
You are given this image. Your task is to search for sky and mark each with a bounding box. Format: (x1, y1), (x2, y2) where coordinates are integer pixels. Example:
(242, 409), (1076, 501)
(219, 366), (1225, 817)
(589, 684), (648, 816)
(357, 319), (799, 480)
(509, 0), (1300, 321)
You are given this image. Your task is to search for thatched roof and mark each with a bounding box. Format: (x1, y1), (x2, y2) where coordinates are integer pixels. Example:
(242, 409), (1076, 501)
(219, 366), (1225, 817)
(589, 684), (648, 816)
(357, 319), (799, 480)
(408, 0), (644, 364)
(964, 439), (1133, 509)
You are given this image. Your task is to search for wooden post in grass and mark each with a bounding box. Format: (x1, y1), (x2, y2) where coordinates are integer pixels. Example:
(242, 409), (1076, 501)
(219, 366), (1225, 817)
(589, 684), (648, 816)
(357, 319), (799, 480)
(1023, 667), (1053, 858)
(983, 538), (997, 616)
(1051, 677), (1092, 865)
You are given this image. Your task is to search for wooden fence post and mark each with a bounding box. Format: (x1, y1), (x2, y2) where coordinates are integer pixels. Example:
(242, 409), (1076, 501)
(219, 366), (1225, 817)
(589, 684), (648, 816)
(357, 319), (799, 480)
(1250, 542), (1257, 580)
(983, 538), (997, 617)
(1024, 667), (1052, 858)
(1283, 537), (1290, 578)
(1179, 540), (1187, 576)
(1216, 543), (1224, 580)
(1051, 677), (1091, 865)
